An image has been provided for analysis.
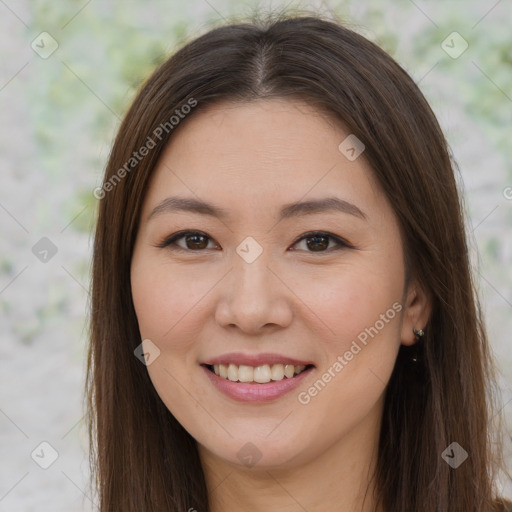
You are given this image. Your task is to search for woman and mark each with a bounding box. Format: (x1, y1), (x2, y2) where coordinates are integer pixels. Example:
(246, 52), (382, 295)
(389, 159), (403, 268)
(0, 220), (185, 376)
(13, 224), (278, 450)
(86, 12), (512, 511)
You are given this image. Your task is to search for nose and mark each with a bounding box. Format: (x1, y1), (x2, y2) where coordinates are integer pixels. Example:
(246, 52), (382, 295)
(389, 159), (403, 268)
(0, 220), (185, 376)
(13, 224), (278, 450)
(214, 252), (293, 334)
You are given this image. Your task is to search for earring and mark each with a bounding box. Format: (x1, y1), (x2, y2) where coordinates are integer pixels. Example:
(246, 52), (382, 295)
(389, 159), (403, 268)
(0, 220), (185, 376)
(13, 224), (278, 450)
(413, 328), (425, 339)
(411, 328), (425, 363)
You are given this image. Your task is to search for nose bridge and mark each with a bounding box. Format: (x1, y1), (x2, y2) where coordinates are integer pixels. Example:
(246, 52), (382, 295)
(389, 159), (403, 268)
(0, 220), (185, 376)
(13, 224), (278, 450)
(215, 241), (292, 331)
(230, 245), (277, 301)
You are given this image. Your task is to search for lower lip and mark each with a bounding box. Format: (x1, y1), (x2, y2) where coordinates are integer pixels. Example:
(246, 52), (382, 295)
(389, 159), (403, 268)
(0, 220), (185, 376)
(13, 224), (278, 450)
(202, 365), (314, 403)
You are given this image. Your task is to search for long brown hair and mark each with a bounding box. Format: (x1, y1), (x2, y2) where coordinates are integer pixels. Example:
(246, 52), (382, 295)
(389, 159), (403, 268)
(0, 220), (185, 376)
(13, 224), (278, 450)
(86, 11), (512, 511)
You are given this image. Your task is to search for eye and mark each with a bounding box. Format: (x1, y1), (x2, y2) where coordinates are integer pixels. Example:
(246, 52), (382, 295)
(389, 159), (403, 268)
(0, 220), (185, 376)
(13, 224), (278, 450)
(157, 230), (353, 253)
(157, 230), (220, 251)
(290, 231), (353, 253)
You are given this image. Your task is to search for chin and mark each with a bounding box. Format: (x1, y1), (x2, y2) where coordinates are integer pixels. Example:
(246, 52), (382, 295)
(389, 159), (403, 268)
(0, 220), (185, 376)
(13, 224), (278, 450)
(199, 430), (314, 471)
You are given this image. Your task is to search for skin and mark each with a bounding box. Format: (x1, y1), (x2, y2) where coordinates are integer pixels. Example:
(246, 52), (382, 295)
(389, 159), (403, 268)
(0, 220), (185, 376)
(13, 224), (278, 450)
(130, 98), (431, 512)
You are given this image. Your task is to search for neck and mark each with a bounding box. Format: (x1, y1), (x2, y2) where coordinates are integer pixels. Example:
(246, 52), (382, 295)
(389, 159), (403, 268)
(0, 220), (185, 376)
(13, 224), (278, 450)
(200, 399), (384, 512)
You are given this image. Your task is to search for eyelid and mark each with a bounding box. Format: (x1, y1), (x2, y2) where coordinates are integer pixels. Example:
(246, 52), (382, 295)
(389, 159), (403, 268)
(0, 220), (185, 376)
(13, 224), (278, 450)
(290, 230), (355, 251)
(156, 230), (355, 252)
(155, 230), (219, 250)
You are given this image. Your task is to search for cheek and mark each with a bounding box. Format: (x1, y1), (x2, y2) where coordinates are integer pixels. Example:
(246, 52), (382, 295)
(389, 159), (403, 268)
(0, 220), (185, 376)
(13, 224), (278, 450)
(130, 255), (213, 429)
(130, 257), (214, 350)
(289, 258), (403, 346)
(290, 261), (403, 410)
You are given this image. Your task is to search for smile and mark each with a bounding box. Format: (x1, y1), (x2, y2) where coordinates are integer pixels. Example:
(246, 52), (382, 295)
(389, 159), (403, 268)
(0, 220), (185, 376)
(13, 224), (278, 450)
(206, 363), (311, 383)
(201, 363), (315, 403)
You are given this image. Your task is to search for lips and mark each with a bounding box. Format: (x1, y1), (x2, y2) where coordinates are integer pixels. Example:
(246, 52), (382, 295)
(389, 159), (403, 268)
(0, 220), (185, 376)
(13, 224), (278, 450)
(202, 363), (315, 402)
(200, 352), (315, 401)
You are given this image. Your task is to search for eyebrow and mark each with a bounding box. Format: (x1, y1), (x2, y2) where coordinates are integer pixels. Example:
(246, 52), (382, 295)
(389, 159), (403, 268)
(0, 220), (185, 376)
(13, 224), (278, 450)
(147, 196), (367, 222)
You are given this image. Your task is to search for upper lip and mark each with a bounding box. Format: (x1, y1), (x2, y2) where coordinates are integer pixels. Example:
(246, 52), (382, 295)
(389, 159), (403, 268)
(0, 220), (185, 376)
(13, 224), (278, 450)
(202, 352), (314, 367)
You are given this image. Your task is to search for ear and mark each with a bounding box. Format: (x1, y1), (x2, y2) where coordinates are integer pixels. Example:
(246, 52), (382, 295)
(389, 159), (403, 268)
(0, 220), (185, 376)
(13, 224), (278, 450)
(400, 278), (432, 346)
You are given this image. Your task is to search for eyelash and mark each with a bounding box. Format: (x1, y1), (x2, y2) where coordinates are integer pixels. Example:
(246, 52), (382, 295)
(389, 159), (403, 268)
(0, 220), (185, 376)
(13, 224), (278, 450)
(156, 230), (354, 254)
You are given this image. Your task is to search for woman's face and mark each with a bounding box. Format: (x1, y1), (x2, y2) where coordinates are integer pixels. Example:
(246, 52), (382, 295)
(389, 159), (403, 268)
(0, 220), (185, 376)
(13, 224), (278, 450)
(131, 99), (426, 471)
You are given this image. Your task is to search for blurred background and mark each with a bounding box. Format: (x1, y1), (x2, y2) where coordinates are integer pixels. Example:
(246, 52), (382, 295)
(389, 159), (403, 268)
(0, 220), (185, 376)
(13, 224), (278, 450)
(0, 0), (511, 510)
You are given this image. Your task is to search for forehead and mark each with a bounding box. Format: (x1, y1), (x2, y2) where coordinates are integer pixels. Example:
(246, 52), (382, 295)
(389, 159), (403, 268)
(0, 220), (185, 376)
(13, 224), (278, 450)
(161, 98), (348, 165)
(141, 98), (384, 223)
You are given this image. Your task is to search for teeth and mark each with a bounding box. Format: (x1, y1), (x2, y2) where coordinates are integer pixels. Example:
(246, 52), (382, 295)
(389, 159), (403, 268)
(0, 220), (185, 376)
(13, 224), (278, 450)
(238, 365), (254, 382)
(210, 363), (308, 382)
(254, 364), (271, 383)
(219, 364), (228, 378)
(271, 364), (284, 381)
(284, 364), (294, 378)
(227, 363), (238, 381)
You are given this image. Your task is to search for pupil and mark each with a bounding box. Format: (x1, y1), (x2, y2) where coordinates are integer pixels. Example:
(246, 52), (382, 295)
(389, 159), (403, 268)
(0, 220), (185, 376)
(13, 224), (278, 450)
(306, 235), (328, 251)
(187, 234), (207, 250)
